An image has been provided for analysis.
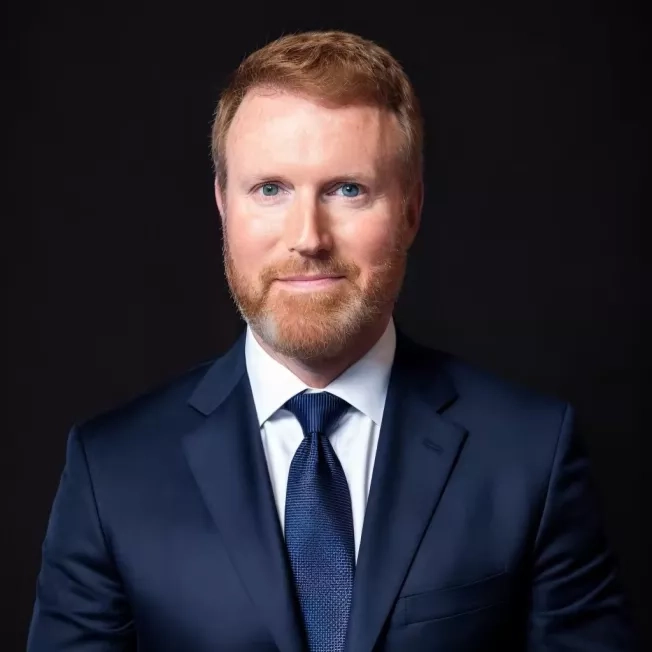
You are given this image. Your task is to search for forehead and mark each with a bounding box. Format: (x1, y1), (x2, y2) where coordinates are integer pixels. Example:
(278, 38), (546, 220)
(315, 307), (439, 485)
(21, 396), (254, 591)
(225, 90), (402, 178)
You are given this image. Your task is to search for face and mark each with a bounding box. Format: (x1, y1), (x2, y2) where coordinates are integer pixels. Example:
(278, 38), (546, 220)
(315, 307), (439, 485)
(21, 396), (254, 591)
(216, 90), (422, 361)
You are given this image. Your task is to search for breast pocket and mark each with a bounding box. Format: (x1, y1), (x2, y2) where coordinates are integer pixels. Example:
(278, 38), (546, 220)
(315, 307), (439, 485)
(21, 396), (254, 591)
(390, 572), (510, 627)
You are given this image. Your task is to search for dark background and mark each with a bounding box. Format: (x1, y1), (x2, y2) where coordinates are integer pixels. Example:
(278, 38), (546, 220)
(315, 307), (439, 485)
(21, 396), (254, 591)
(4, 0), (649, 649)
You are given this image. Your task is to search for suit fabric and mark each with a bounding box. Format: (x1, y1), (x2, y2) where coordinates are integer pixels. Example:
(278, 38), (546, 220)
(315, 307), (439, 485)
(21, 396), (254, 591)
(28, 328), (635, 651)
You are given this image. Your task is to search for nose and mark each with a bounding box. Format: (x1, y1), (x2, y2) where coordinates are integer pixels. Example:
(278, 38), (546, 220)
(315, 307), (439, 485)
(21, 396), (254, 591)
(283, 193), (333, 256)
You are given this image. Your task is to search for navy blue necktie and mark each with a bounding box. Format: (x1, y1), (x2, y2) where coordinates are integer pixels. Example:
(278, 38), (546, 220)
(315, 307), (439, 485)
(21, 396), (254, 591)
(283, 391), (355, 652)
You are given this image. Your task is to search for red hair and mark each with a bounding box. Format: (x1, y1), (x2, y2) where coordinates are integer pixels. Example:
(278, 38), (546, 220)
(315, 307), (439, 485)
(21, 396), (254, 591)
(211, 30), (423, 194)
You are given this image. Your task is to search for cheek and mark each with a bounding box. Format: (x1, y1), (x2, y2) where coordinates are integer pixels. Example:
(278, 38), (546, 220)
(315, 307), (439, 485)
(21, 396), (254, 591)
(226, 208), (278, 267)
(337, 220), (401, 268)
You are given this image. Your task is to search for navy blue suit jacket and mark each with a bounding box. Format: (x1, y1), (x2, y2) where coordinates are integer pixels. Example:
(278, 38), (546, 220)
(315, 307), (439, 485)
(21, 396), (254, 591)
(28, 329), (635, 650)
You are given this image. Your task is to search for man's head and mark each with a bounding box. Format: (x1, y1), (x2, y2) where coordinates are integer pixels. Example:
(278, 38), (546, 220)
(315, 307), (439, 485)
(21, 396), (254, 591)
(212, 31), (424, 361)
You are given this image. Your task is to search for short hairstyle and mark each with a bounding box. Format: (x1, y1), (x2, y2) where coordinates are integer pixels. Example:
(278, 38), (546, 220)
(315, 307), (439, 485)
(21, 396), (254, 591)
(211, 30), (423, 194)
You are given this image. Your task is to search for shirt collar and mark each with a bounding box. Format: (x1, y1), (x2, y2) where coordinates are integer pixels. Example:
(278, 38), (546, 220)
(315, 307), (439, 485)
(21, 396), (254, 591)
(245, 318), (396, 427)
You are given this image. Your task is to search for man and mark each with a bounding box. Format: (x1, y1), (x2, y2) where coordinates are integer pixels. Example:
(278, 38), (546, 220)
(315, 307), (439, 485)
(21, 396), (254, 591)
(28, 30), (635, 651)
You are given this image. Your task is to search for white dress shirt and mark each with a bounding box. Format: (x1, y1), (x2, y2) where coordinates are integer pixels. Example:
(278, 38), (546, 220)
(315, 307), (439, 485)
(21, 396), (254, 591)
(244, 318), (396, 561)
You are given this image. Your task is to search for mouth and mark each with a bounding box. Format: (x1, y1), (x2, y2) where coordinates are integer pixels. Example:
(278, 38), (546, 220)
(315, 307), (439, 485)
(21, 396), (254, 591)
(275, 275), (345, 290)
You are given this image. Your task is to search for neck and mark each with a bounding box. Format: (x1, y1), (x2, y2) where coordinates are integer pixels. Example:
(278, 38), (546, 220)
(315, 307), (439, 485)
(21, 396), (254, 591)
(252, 315), (392, 389)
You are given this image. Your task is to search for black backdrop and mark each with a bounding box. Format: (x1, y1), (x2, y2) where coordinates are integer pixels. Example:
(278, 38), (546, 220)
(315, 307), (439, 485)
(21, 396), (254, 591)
(5, 1), (649, 649)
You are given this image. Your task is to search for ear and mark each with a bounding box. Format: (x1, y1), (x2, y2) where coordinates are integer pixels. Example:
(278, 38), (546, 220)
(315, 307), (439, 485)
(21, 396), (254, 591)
(404, 179), (423, 248)
(214, 178), (226, 222)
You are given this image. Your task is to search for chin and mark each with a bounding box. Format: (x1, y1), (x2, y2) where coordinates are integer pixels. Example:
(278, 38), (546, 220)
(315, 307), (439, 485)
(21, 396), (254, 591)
(231, 265), (400, 361)
(253, 299), (374, 361)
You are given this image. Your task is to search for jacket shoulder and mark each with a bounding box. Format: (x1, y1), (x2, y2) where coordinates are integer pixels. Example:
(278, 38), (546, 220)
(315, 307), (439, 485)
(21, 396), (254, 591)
(403, 334), (569, 430)
(73, 354), (222, 450)
(404, 337), (574, 487)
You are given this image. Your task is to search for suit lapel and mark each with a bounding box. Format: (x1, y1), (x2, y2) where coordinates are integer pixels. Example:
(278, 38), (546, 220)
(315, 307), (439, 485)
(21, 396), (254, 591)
(344, 331), (468, 652)
(181, 328), (467, 652)
(183, 335), (305, 652)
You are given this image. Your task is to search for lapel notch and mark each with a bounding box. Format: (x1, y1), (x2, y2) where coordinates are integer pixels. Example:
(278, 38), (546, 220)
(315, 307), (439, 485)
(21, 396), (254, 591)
(184, 334), (305, 652)
(345, 332), (468, 652)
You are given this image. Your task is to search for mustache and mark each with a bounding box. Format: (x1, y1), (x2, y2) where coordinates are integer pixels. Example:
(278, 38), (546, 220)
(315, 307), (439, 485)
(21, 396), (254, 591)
(259, 257), (360, 285)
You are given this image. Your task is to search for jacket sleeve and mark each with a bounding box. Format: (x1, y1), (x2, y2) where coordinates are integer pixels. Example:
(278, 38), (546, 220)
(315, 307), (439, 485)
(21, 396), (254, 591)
(527, 403), (638, 650)
(27, 426), (136, 651)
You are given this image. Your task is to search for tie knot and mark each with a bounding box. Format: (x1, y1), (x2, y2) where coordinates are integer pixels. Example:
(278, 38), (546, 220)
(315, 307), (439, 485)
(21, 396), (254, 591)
(284, 391), (350, 437)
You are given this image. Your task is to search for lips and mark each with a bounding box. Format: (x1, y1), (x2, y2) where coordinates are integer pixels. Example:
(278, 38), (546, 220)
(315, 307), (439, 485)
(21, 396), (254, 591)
(275, 275), (345, 290)
(279, 275), (343, 282)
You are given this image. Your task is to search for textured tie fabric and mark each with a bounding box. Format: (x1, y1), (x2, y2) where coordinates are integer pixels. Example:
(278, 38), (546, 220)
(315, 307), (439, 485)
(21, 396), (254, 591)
(283, 391), (355, 652)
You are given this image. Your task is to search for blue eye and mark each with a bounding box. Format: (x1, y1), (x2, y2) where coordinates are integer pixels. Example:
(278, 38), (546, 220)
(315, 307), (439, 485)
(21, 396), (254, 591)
(261, 183), (280, 196)
(339, 183), (361, 198)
